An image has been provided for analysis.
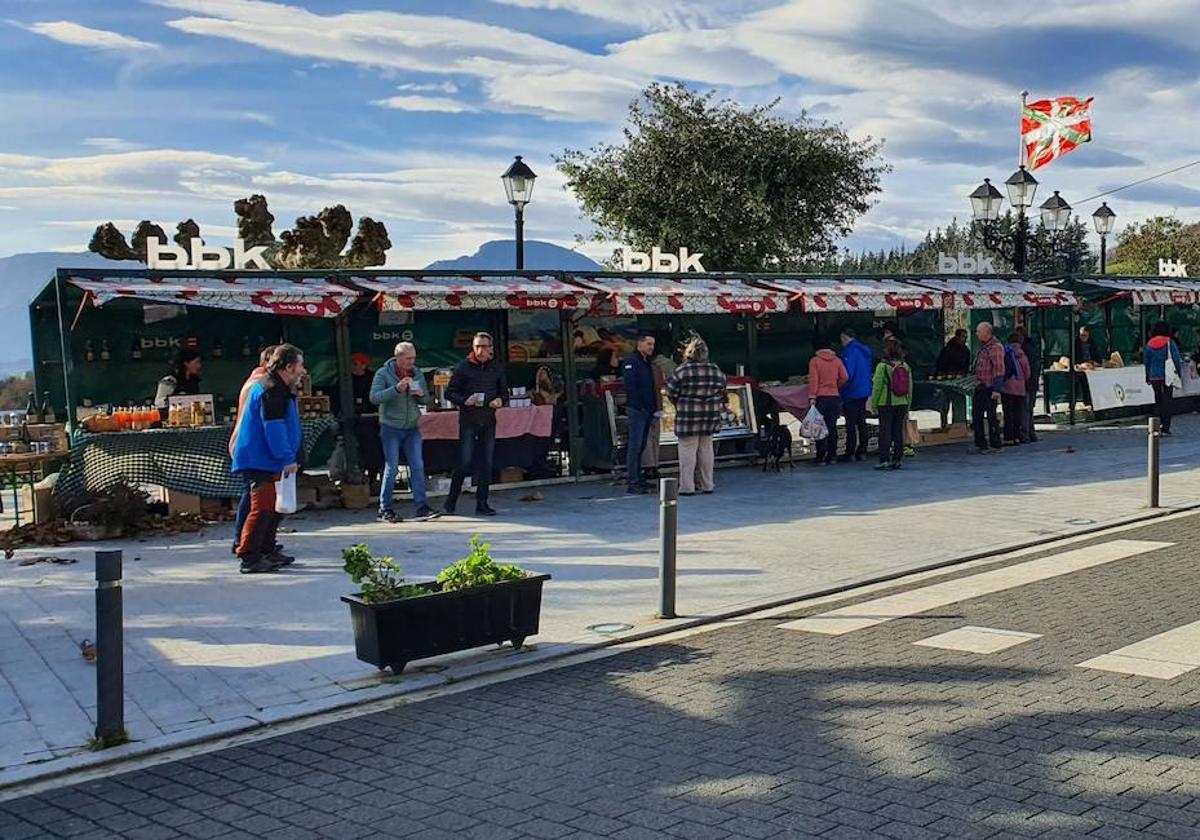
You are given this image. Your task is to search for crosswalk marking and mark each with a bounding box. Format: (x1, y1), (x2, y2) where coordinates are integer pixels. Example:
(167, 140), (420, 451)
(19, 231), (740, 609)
(1077, 619), (1200, 680)
(779, 540), (1172, 636)
(913, 626), (1042, 654)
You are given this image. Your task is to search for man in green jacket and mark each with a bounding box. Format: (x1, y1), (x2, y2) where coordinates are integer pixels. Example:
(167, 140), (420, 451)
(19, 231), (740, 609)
(370, 342), (437, 522)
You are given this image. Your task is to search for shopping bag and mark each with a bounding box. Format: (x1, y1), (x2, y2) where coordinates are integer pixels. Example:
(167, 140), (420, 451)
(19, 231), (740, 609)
(800, 405), (828, 441)
(1165, 353), (1183, 389)
(275, 471), (298, 514)
(903, 417), (921, 446)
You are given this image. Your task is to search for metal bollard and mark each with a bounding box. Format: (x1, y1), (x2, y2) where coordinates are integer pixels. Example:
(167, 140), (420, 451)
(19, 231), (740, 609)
(657, 477), (678, 619)
(95, 550), (125, 746)
(1147, 416), (1161, 509)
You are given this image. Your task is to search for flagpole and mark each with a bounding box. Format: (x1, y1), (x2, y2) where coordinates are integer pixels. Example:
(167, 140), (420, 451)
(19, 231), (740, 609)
(1016, 90), (1030, 277)
(1019, 90), (1028, 168)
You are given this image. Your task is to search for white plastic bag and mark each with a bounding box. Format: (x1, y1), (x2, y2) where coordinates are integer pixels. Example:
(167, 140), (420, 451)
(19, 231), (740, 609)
(1165, 352), (1183, 389)
(800, 405), (829, 441)
(275, 471), (298, 514)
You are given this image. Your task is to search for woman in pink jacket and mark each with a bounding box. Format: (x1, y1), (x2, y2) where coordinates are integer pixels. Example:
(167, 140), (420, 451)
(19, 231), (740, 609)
(808, 338), (849, 465)
(1001, 332), (1032, 445)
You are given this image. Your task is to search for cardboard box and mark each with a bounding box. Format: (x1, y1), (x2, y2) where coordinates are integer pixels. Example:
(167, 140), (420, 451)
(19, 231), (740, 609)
(341, 482), (371, 510)
(499, 466), (525, 484)
(167, 490), (203, 517)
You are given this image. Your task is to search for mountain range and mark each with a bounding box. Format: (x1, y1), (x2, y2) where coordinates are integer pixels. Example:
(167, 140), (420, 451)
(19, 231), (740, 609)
(0, 241), (601, 375)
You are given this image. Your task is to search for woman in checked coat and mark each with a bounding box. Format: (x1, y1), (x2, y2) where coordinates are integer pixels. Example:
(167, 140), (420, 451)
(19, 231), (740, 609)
(666, 337), (728, 495)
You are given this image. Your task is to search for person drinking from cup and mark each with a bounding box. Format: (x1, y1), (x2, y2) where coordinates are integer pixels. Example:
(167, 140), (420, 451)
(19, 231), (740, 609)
(443, 332), (507, 516)
(371, 341), (437, 522)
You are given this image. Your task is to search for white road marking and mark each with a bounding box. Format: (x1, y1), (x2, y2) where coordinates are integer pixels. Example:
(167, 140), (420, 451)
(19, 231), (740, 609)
(913, 626), (1042, 654)
(1078, 619), (1200, 680)
(779, 540), (1172, 636)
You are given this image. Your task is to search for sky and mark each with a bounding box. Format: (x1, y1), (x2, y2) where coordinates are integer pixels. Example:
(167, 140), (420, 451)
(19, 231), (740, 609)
(1, 0), (1199, 268)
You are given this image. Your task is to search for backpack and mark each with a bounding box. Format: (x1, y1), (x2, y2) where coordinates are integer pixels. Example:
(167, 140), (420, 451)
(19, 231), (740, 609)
(888, 363), (910, 397)
(1002, 345), (1019, 381)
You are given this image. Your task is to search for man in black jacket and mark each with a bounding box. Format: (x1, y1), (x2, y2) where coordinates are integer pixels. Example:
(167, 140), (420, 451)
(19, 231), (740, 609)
(622, 334), (657, 494)
(444, 332), (507, 516)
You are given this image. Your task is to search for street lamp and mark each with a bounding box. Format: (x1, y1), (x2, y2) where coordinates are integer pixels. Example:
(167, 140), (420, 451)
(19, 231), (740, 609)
(501, 155), (537, 270)
(1092, 202), (1116, 274)
(968, 178), (1004, 223)
(1039, 190), (1072, 232)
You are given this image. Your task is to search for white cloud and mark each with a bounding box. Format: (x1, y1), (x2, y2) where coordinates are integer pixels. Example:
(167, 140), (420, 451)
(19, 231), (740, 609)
(489, 0), (776, 31)
(395, 82), (459, 94)
(81, 137), (148, 152)
(20, 20), (158, 51)
(373, 95), (476, 113)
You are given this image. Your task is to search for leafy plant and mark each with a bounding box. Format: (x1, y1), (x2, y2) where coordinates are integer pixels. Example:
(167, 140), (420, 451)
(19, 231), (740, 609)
(436, 536), (525, 592)
(342, 543), (425, 604)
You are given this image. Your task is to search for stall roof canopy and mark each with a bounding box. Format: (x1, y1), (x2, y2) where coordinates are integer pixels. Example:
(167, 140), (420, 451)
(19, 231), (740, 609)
(66, 272), (358, 318)
(567, 274), (789, 315)
(1075, 276), (1199, 305)
(915, 277), (1077, 309)
(352, 273), (586, 311)
(757, 277), (939, 312)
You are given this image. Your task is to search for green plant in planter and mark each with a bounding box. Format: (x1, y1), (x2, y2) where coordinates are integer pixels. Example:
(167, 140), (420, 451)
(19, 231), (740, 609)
(436, 535), (525, 592)
(342, 543), (425, 604)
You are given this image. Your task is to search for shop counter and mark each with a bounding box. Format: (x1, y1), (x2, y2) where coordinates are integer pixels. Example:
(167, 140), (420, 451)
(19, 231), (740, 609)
(54, 418), (338, 506)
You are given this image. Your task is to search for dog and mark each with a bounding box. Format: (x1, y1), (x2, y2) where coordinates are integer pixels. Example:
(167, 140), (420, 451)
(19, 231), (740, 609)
(757, 419), (794, 472)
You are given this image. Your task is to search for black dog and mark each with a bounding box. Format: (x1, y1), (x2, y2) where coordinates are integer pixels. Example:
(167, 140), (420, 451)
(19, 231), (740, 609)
(757, 419), (794, 472)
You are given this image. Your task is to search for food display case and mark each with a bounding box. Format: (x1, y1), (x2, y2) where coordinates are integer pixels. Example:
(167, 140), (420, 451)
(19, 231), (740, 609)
(603, 380), (758, 461)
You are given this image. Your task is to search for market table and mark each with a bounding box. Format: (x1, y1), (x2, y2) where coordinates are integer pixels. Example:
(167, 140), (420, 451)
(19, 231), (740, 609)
(53, 418), (338, 506)
(416, 405), (558, 477)
(918, 376), (975, 429)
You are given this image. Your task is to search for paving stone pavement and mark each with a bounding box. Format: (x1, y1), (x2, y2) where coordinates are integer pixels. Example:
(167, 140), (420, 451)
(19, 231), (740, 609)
(6, 414), (1200, 777)
(4, 511), (1200, 838)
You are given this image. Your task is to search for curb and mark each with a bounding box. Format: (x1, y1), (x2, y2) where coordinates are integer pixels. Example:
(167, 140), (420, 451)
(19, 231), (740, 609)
(3, 500), (1198, 798)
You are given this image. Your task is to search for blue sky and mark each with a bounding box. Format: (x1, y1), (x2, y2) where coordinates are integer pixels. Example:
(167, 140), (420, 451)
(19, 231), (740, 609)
(1, 0), (1198, 267)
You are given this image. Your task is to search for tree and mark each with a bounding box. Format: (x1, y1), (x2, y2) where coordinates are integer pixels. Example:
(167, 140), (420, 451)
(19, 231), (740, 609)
(556, 83), (889, 272)
(1107, 216), (1200, 275)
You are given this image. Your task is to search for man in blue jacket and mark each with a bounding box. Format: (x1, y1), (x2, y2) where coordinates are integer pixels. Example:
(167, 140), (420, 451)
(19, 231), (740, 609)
(622, 334), (657, 494)
(231, 344), (305, 574)
(838, 328), (873, 461)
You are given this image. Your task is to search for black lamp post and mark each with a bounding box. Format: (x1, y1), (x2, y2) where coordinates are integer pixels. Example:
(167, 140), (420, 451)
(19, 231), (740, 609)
(969, 166), (1039, 273)
(1040, 190), (1072, 274)
(501, 155), (537, 270)
(1092, 202), (1116, 274)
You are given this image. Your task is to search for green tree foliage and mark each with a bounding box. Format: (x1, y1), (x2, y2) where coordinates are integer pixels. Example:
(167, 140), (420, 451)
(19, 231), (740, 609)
(811, 213), (1095, 276)
(1107, 217), (1200, 275)
(556, 83), (889, 272)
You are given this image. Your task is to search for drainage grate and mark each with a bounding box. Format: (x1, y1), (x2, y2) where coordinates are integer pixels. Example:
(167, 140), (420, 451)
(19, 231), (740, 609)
(587, 622), (634, 634)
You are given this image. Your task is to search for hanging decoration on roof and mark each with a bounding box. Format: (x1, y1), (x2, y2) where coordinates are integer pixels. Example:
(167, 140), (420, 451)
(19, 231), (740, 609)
(1021, 96), (1093, 171)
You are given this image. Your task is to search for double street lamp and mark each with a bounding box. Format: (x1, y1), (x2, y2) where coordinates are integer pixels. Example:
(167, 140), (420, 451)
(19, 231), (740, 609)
(501, 155), (537, 270)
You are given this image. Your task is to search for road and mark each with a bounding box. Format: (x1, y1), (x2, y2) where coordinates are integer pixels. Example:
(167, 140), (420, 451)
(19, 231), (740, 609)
(4, 509), (1200, 838)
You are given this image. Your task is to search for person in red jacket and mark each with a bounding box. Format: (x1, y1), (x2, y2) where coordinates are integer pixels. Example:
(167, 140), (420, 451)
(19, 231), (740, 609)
(808, 337), (849, 465)
(1000, 332), (1032, 445)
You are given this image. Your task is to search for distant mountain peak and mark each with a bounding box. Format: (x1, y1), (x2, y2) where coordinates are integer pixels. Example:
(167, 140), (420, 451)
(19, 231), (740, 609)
(423, 240), (601, 271)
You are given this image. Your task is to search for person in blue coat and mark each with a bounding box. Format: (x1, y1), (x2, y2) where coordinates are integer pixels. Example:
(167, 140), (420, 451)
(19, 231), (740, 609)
(621, 334), (658, 494)
(1144, 321), (1185, 436)
(231, 344), (305, 574)
(838, 328), (874, 461)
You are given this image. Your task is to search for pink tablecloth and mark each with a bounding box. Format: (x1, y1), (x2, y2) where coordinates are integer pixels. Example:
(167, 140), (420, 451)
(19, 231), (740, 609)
(418, 405), (555, 441)
(762, 384), (810, 418)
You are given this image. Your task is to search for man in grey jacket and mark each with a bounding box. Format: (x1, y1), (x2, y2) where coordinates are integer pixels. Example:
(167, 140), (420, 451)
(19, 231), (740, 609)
(370, 342), (437, 522)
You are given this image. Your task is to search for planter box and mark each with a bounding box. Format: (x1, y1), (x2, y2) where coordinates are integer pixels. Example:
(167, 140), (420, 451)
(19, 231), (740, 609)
(341, 573), (551, 673)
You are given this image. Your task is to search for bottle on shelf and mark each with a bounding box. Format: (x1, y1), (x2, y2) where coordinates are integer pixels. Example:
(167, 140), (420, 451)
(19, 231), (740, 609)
(100, 338), (111, 362)
(241, 336), (251, 358)
(212, 337), (223, 359)
(41, 392), (55, 425)
(24, 392), (39, 424)
(84, 340), (95, 363)
(130, 336), (143, 361)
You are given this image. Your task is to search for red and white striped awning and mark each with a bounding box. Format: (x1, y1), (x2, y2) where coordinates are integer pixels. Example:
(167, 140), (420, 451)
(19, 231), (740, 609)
(1075, 277), (1198, 305)
(353, 274), (586, 311)
(758, 278), (937, 312)
(568, 275), (789, 315)
(915, 278), (1077, 309)
(67, 274), (358, 317)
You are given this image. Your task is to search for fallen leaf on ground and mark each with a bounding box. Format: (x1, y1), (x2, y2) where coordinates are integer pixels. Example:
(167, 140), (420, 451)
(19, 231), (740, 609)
(80, 640), (96, 661)
(520, 491), (544, 502)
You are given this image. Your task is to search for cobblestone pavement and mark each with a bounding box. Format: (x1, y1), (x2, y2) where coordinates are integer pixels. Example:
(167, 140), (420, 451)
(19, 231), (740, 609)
(7, 415), (1200, 776)
(5, 512), (1200, 839)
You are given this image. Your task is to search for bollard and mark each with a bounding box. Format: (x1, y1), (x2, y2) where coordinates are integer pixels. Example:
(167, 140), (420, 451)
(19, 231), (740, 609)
(657, 477), (678, 619)
(1147, 416), (1161, 509)
(95, 550), (125, 746)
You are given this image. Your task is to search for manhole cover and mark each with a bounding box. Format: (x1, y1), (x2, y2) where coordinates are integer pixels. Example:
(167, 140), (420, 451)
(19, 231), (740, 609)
(587, 623), (633, 634)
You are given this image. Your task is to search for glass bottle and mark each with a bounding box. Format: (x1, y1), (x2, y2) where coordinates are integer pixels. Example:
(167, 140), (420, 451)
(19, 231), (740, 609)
(84, 340), (95, 362)
(241, 336), (251, 358)
(212, 337), (223, 359)
(130, 336), (142, 361)
(100, 339), (111, 362)
(24, 392), (38, 424)
(41, 392), (55, 425)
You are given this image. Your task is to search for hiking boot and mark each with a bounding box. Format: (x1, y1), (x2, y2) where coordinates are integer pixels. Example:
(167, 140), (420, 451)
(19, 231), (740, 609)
(378, 509), (402, 524)
(239, 556), (278, 574)
(475, 504), (497, 517)
(413, 505), (440, 520)
(265, 551), (294, 567)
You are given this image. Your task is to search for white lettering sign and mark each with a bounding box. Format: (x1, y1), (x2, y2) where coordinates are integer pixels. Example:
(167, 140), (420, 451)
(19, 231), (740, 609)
(620, 246), (705, 273)
(1159, 258), (1189, 278)
(146, 237), (272, 270)
(938, 252), (996, 275)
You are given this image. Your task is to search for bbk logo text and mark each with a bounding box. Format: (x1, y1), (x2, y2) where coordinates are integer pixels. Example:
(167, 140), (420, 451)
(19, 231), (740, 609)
(620, 246), (706, 273)
(147, 237), (273, 271)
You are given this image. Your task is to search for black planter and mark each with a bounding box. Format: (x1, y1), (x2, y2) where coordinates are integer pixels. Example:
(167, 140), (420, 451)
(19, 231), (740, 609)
(341, 574), (550, 673)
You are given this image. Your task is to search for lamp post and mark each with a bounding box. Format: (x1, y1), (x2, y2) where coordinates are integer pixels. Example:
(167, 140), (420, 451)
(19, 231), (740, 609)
(1092, 202), (1116, 274)
(970, 166), (1038, 273)
(1040, 190), (1072, 275)
(501, 155), (537, 270)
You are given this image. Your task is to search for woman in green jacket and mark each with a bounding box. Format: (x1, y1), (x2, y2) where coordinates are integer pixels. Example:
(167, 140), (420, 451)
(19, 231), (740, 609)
(870, 338), (913, 471)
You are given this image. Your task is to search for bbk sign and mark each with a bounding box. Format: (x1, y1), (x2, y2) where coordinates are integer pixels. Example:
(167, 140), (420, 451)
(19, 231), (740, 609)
(620, 246), (706, 273)
(147, 237), (273, 271)
(1159, 258), (1189, 278)
(938, 252), (996, 274)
